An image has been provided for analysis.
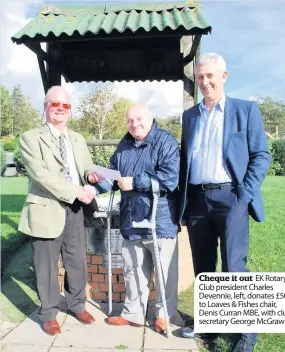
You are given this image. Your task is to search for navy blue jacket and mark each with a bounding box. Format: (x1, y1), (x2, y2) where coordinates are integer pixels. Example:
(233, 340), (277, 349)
(110, 121), (180, 240)
(179, 96), (271, 222)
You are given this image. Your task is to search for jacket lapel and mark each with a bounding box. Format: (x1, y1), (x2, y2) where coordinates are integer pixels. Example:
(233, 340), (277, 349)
(39, 124), (63, 165)
(69, 131), (84, 183)
(223, 96), (236, 161)
(186, 105), (200, 165)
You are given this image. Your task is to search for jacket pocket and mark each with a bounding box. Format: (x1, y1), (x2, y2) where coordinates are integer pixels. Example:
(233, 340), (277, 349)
(26, 194), (48, 206)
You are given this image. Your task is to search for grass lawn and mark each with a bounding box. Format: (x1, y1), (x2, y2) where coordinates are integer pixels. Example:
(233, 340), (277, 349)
(1, 177), (29, 270)
(177, 176), (285, 352)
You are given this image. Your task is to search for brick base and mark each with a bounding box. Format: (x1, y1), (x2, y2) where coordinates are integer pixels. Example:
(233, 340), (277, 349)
(58, 226), (193, 302)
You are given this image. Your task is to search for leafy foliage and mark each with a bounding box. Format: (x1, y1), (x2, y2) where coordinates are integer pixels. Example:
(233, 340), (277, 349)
(0, 136), (19, 152)
(156, 114), (181, 139)
(13, 143), (27, 176)
(259, 97), (285, 138)
(89, 146), (115, 167)
(1, 143), (6, 175)
(1, 84), (41, 137)
(268, 139), (285, 176)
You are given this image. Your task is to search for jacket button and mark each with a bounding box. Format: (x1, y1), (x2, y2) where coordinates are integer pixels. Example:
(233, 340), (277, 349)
(60, 168), (64, 172)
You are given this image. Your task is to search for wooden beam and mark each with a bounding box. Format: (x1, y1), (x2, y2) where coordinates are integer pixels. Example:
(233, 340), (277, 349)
(194, 37), (201, 105)
(37, 55), (49, 94)
(183, 34), (202, 66)
(24, 42), (71, 82)
(182, 36), (195, 111)
(86, 139), (181, 147)
(47, 43), (61, 87)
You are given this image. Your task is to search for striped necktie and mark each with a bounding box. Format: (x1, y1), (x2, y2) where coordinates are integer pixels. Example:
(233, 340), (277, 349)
(59, 133), (72, 181)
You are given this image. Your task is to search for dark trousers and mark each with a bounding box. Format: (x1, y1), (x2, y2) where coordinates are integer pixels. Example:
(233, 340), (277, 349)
(186, 184), (256, 341)
(31, 201), (87, 322)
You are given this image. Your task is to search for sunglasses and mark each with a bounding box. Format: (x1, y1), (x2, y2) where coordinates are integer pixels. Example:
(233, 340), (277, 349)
(49, 101), (71, 110)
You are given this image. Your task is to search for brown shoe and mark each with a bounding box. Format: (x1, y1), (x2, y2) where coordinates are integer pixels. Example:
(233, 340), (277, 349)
(106, 316), (143, 327)
(155, 317), (167, 333)
(155, 316), (176, 333)
(70, 310), (95, 324)
(42, 320), (61, 335)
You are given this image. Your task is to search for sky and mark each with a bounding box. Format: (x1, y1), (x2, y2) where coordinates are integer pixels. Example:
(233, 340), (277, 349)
(0, 0), (284, 118)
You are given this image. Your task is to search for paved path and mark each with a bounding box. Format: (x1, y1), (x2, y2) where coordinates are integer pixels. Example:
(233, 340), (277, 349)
(0, 301), (199, 352)
(4, 152), (17, 176)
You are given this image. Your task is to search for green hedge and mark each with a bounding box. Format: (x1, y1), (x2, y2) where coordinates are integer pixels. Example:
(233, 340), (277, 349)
(13, 143), (27, 176)
(268, 139), (285, 176)
(1, 144), (6, 175)
(1, 136), (19, 152)
(89, 146), (116, 167)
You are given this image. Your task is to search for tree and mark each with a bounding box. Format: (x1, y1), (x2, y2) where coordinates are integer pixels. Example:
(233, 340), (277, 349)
(11, 85), (41, 136)
(258, 97), (285, 138)
(106, 98), (133, 139)
(77, 87), (118, 140)
(156, 114), (182, 139)
(0, 85), (13, 136)
(77, 87), (133, 139)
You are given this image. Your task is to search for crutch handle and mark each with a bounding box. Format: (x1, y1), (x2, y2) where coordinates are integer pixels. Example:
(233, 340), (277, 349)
(132, 220), (153, 229)
(93, 211), (107, 218)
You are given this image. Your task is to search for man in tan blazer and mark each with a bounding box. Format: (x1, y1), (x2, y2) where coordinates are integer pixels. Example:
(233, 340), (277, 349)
(19, 86), (97, 335)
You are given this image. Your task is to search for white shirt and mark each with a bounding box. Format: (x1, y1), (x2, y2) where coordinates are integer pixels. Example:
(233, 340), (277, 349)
(47, 123), (81, 186)
(190, 94), (232, 184)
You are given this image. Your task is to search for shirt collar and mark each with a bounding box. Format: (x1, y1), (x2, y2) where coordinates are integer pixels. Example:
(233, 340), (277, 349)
(47, 123), (68, 140)
(199, 93), (226, 113)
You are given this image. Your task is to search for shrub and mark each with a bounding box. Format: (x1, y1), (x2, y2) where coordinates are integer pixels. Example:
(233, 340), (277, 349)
(1, 144), (6, 175)
(89, 146), (116, 167)
(14, 143), (27, 176)
(268, 139), (285, 176)
(271, 139), (285, 172)
(1, 136), (19, 152)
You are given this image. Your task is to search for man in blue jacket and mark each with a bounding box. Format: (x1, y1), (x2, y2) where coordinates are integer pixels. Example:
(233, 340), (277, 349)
(179, 53), (271, 351)
(90, 103), (180, 333)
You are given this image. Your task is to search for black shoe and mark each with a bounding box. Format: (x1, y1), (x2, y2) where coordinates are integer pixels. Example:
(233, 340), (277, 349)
(233, 336), (256, 352)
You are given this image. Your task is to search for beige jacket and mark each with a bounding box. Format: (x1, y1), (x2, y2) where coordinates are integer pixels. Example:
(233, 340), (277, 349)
(18, 124), (97, 238)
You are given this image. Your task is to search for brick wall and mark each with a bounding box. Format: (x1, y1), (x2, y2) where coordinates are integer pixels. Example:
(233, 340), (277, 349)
(58, 226), (194, 301)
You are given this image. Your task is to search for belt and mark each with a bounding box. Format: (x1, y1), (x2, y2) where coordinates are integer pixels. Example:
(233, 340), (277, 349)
(191, 182), (234, 190)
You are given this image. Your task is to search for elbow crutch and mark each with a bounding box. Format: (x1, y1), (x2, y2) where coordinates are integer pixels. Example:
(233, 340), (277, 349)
(132, 178), (171, 338)
(93, 188), (117, 316)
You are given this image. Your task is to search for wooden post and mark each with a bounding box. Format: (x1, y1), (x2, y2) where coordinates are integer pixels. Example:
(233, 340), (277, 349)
(182, 36), (195, 111)
(182, 34), (202, 110)
(47, 43), (61, 88)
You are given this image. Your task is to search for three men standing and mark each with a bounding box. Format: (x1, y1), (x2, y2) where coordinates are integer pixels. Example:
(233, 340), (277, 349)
(19, 52), (271, 351)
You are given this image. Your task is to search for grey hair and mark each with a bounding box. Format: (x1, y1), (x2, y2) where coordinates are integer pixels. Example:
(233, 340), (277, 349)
(44, 85), (70, 105)
(194, 53), (227, 74)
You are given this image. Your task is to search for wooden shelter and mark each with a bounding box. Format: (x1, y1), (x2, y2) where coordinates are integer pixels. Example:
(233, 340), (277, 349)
(11, 1), (211, 110)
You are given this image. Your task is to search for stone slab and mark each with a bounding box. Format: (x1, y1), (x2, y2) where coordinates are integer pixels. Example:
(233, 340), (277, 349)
(144, 326), (198, 351)
(0, 343), (50, 352)
(49, 348), (140, 352)
(1, 308), (65, 346)
(0, 322), (18, 340)
(53, 323), (144, 349)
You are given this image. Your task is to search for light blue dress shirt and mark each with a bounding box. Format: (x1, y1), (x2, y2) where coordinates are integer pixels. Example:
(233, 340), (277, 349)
(190, 94), (232, 184)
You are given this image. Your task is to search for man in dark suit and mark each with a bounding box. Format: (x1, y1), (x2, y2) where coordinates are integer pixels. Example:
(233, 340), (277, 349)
(179, 53), (271, 351)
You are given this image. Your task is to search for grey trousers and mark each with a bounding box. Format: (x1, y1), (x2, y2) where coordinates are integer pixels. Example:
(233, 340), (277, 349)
(31, 201), (87, 322)
(121, 237), (178, 325)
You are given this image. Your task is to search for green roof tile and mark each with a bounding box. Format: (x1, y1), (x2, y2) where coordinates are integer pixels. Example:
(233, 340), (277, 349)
(12, 2), (211, 43)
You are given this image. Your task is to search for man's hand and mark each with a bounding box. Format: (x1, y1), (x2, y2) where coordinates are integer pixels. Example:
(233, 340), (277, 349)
(118, 177), (133, 191)
(87, 172), (103, 184)
(77, 186), (95, 204)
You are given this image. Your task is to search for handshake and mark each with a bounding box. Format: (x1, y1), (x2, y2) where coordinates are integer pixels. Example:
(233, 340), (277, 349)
(77, 185), (96, 204)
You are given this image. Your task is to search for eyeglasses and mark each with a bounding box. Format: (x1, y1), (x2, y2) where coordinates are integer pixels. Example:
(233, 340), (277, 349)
(48, 101), (71, 110)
